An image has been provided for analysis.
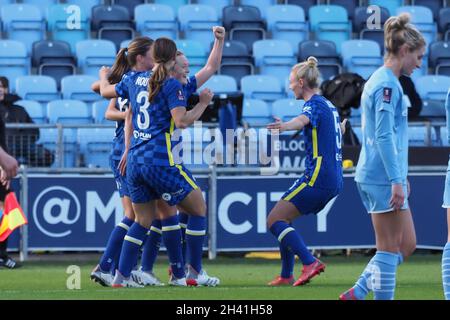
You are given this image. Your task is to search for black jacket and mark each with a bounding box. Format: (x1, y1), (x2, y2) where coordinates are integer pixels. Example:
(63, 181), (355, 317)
(399, 75), (423, 119)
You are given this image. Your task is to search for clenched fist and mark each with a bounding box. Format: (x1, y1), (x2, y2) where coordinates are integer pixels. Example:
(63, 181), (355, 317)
(213, 26), (225, 40)
(199, 88), (214, 105)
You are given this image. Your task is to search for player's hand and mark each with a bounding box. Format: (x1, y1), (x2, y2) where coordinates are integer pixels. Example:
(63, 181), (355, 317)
(199, 88), (214, 106)
(99, 66), (110, 80)
(213, 26), (225, 40)
(0, 170), (11, 190)
(118, 151), (128, 176)
(340, 119), (348, 135)
(267, 116), (283, 132)
(390, 183), (405, 211)
(0, 151), (18, 180)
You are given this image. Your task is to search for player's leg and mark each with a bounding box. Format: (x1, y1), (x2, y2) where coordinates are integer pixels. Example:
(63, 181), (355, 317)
(178, 211), (189, 267)
(268, 241), (295, 286)
(443, 210), (450, 300)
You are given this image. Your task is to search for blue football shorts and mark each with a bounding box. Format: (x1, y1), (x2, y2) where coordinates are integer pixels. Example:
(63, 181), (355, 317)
(110, 157), (130, 198)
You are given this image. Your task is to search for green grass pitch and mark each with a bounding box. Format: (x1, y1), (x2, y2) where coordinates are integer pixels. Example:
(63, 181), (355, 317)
(0, 254), (445, 300)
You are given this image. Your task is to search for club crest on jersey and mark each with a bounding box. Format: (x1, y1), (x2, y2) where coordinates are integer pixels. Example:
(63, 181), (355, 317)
(383, 87), (392, 103)
(177, 90), (185, 101)
(162, 193), (172, 201)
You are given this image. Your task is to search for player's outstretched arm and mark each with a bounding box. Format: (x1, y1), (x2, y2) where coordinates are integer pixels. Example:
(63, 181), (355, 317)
(104, 98), (126, 121)
(267, 115), (310, 132)
(195, 26), (225, 88)
(171, 88), (214, 129)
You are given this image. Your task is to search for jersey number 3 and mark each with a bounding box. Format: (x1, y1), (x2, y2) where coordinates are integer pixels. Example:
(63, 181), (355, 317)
(136, 91), (150, 130)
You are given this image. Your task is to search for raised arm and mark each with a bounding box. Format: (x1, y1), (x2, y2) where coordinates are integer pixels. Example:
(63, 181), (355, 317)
(194, 26), (225, 88)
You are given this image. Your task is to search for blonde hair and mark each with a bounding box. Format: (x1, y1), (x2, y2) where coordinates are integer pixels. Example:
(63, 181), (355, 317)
(384, 13), (426, 57)
(291, 56), (321, 89)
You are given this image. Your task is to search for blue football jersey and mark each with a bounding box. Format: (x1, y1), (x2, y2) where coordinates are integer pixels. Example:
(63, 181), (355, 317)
(110, 96), (129, 161)
(300, 94), (343, 191)
(355, 66), (408, 185)
(122, 73), (197, 166)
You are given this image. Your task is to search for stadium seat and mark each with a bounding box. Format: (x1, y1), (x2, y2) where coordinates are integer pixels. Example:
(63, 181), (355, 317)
(327, 0), (359, 19)
(285, 0), (317, 18)
(411, 0), (443, 20)
(112, 0), (145, 19)
(0, 40), (29, 92)
(253, 40), (296, 86)
(91, 5), (135, 50)
(408, 125), (439, 146)
(75, 40), (116, 77)
(154, 0), (188, 14)
(429, 41), (450, 76)
(415, 75), (450, 117)
(15, 100), (46, 124)
(438, 8), (450, 41)
(298, 40), (342, 81)
(368, 0), (404, 16)
(272, 99), (305, 122)
(92, 100), (111, 124)
(22, 0), (57, 15)
(218, 40), (254, 86)
(266, 5), (308, 55)
(78, 128), (115, 168)
(47, 99), (92, 124)
(1, 4), (45, 54)
(134, 4), (177, 40)
(241, 99), (272, 127)
(38, 128), (78, 167)
(178, 5), (219, 51)
(396, 6), (437, 48)
(47, 4), (90, 54)
(197, 75), (237, 93)
(196, 0), (232, 20)
(120, 39), (132, 49)
(175, 40), (207, 75)
(309, 5), (351, 54)
(32, 40), (76, 88)
(15, 76), (60, 104)
(240, 0), (277, 18)
(223, 5), (267, 53)
(241, 75), (285, 106)
(65, 0), (102, 19)
(354, 6), (390, 52)
(441, 126), (449, 146)
(61, 75), (101, 105)
(341, 40), (383, 79)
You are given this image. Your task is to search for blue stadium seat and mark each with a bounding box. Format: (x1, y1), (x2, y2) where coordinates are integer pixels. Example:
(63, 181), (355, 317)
(92, 100), (111, 124)
(439, 8), (450, 41)
(47, 99), (92, 124)
(61, 75), (101, 105)
(240, 0), (277, 18)
(253, 40), (296, 86)
(241, 75), (285, 106)
(441, 126), (449, 146)
(0, 0), (13, 5)
(219, 40), (254, 86)
(1, 4), (45, 54)
(242, 99), (272, 127)
(266, 5), (308, 55)
(429, 41), (450, 76)
(65, 0), (102, 19)
(411, 0), (443, 20)
(309, 5), (351, 54)
(0, 40), (29, 92)
(38, 128), (78, 167)
(298, 40), (342, 81)
(91, 5), (135, 50)
(396, 6), (437, 48)
(134, 4), (177, 40)
(354, 6), (390, 52)
(341, 40), (383, 79)
(178, 5), (219, 51)
(75, 40), (116, 76)
(22, 0), (57, 15)
(223, 5), (267, 53)
(285, 0), (317, 18)
(15, 76), (60, 103)
(369, 0), (404, 16)
(196, 0), (232, 20)
(15, 100), (46, 124)
(415, 75), (450, 117)
(175, 40), (207, 75)
(197, 75), (237, 93)
(78, 128), (115, 168)
(154, 0), (188, 14)
(328, 0), (359, 19)
(120, 39), (132, 49)
(32, 40), (76, 88)
(47, 4), (90, 54)
(272, 99), (305, 122)
(408, 125), (439, 146)
(112, 0), (145, 19)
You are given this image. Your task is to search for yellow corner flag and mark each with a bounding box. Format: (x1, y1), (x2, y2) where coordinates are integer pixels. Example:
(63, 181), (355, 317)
(0, 192), (27, 242)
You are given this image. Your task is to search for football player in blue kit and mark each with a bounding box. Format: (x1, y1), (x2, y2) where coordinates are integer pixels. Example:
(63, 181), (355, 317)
(266, 56), (345, 287)
(442, 89), (450, 300)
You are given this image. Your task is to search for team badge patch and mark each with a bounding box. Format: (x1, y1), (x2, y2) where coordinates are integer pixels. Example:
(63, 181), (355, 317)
(383, 87), (392, 103)
(177, 89), (185, 101)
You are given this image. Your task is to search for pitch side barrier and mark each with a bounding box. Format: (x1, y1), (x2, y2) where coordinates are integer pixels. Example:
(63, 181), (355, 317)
(7, 165), (448, 261)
